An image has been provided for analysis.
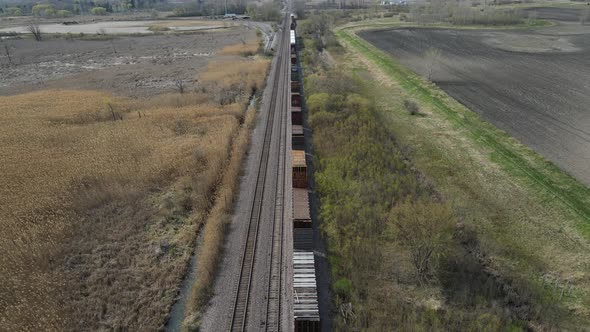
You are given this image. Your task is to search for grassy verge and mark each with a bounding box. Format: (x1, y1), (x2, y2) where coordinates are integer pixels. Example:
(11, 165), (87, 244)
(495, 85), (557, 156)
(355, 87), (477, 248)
(336, 26), (590, 227)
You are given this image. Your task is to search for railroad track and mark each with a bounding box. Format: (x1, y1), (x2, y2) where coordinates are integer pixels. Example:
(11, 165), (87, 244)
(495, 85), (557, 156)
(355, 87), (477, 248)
(230, 15), (290, 332)
(265, 21), (290, 332)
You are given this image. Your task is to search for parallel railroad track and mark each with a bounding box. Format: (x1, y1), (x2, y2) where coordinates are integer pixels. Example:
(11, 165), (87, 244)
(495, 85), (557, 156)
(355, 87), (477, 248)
(230, 14), (290, 332)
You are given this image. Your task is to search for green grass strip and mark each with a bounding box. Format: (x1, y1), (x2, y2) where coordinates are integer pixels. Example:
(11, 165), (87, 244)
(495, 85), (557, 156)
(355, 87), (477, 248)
(337, 27), (590, 226)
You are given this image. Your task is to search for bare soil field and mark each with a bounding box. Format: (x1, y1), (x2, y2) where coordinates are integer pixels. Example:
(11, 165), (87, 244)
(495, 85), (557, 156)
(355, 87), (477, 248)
(360, 8), (590, 185)
(0, 26), (270, 331)
(0, 28), (254, 98)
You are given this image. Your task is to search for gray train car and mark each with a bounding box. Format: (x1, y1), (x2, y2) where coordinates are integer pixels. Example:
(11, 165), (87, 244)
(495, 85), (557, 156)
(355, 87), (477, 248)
(293, 251), (321, 332)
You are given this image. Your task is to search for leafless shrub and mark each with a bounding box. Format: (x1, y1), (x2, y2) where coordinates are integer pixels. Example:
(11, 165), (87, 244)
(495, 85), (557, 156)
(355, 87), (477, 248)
(28, 23), (42, 41)
(425, 47), (442, 81)
(175, 79), (185, 94)
(3, 44), (13, 65)
(390, 199), (456, 284)
(403, 99), (420, 115)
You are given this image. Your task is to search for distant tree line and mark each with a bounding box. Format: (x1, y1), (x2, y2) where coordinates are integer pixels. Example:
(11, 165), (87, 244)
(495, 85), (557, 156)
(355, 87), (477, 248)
(0, 0), (170, 16)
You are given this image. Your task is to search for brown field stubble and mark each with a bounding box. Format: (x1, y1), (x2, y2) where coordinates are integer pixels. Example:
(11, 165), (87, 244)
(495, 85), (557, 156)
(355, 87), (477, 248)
(0, 56), (270, 330)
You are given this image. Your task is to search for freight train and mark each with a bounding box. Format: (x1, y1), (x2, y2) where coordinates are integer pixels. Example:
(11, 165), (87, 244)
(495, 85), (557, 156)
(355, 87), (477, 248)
(289, 13), (321, 332)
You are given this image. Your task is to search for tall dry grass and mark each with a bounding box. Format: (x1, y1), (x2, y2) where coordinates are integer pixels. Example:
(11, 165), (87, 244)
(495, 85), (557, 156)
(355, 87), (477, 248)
(218, 37), (260, 57)
(0, 89), (242, 330)
(182, 104), (258, 331)
(200, 59), (269, 89)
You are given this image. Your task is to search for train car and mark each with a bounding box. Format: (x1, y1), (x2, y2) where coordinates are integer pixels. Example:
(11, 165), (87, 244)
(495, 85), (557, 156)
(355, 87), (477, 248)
(291, 68), (300, 81)
(293, 188), (311, 228)
(290, 30), (296, 47)
(292, 93), (302, 107)
(290, 13), (297, 30)
(293, 251), (321, 332)
(291, 81), (301, 94)
(294, 227), (313, 251)
(292, 124), (304, 150)
(292, 150), (307, 188)
(291, 106), (302, 126)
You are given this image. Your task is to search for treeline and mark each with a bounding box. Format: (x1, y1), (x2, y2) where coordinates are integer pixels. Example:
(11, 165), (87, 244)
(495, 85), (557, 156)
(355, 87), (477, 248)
(0, 0), (168, 17)
(300, 14), (565, 330)
(172, 0), (281, 19)
(409, 0), (525, 25)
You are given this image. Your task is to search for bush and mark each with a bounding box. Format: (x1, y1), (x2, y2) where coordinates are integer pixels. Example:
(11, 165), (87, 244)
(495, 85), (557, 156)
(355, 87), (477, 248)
(32, 4), (55, 17)
(4, 7), (22, 16)
(57, 10), (72, 18)
(91, 7), (107, 16)
(333, 278), (353, 301)
(389, 199), (456, 284)
(403, 99), (419, 115)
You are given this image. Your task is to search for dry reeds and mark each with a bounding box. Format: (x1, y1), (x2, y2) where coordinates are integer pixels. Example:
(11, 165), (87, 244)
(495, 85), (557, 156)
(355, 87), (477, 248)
(218, 38), (260, 57)
(182, 106), (257, 331)
(0, 34), (271, 330)
(0, 89), (243, 330)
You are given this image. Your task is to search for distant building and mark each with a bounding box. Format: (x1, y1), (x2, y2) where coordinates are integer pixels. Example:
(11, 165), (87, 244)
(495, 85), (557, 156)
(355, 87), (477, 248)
(380, 0), (408, 5)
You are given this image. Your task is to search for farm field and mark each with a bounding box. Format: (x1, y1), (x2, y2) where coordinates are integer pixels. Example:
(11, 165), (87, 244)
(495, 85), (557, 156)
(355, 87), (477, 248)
(0, 25), (269, 331)
(360, 7), (590, 185)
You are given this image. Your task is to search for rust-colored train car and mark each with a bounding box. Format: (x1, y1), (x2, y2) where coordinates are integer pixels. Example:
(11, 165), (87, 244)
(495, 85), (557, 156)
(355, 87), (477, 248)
(292, 93), (302, 107)
(293, 188), (311, 228)
(292, 150), (307, 188)
(292, 106), (302, 126)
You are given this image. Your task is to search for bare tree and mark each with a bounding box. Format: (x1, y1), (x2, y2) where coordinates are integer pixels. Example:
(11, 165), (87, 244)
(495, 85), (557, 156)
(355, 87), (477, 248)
(175, 79), (185, 94)
(110, 40), (117, 54)
(28, 23), (42, 41)
(424, 47), (442, 81)
(3, 44), (12, 66)
(390, 199), (456, 285)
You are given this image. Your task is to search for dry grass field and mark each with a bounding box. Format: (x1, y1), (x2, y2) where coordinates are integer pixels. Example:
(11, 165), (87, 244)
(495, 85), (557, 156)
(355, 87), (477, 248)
(218, 37), (261, 56)
(0, 44), (270, 330)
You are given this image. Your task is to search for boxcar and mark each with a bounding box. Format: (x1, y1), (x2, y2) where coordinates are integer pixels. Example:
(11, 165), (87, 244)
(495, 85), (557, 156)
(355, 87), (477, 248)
(291, 81), (301, 94)
(291, 106), (302, 126)
(292, 150), (307, 188)
(292, 93), (302, 107)
(293, 251), (321, 332)
(291, 69), (299, 82)
(292, 124), (304, 150)
(293, 188), (311, 228)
